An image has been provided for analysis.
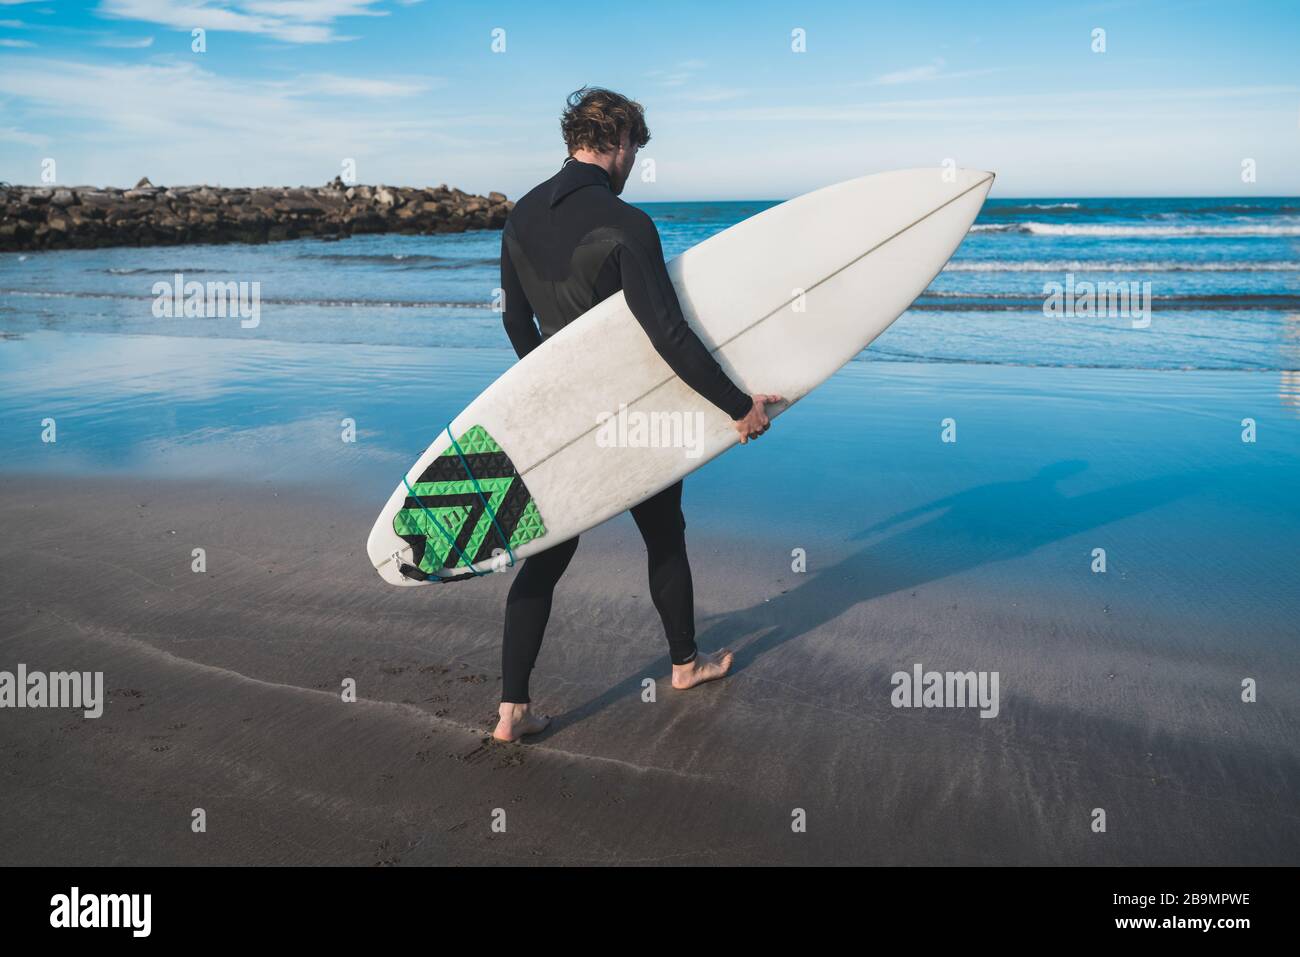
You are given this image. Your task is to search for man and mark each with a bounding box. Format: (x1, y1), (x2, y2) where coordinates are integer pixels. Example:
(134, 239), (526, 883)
(494, 87), (780, 742)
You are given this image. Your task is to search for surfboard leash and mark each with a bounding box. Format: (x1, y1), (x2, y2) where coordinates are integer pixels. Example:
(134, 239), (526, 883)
(444, 422), (517, 569)
(400, 475), (487, 578)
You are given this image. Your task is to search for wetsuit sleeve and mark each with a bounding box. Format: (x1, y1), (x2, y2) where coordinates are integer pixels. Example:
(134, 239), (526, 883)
(501, 229), (543, 360)
(616, 212), (753, 421)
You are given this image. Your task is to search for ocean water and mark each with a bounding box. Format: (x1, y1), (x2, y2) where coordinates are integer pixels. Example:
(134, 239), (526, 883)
(2, 195), (1298, 639)
(1, 196), (1297, 370)
(2, 194), (1298, 487)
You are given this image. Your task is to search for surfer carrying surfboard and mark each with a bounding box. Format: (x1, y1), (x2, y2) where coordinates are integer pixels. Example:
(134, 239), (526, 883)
(493, 87), (781, 741)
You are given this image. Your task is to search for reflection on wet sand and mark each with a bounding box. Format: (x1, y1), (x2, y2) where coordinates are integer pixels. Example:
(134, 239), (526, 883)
(1280, 313), (1300, 415)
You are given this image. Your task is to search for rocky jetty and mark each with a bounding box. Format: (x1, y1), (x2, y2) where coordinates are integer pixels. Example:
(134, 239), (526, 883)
(0, 176), (512, 251)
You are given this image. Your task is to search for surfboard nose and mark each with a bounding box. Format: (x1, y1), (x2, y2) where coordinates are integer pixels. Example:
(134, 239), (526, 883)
(909, 167), (996, 194)
(957, 169), (996, 200)
(957, 168), (996, 186)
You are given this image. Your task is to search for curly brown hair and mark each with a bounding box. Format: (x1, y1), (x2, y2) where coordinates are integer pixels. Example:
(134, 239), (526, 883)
(560, 87), (651, 155)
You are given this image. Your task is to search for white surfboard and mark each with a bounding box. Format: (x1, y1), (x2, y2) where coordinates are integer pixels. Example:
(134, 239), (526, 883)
(368, 167), (994, 585)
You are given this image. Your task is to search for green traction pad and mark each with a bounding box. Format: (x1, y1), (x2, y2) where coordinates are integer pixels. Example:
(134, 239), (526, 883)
(393, 425), (546, 574)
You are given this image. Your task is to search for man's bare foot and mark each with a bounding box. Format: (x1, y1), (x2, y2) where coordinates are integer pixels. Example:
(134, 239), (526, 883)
(671, 649), (735, 690)
(493, 702), (550, 742)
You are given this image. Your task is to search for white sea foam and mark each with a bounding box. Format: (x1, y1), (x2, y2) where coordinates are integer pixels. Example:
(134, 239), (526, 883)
(997, 202), (1081, 210)
(970, 222), (1300, 237)
(943, 260), (1300, 272)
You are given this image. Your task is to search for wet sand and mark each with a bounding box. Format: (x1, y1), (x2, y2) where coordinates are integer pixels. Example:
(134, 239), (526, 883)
(2, 453), (1297, 865)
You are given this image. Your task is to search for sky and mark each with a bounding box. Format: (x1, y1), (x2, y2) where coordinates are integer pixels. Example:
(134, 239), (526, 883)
(0, 0), (1297, 200)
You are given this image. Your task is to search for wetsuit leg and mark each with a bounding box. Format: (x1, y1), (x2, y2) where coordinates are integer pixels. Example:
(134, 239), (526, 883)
(629, 481), (698, 665)
(501, 536), (580, 703)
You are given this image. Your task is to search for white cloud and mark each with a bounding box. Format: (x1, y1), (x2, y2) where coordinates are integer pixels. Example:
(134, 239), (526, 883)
(95, 0), (390, 44)
(0, 55), (509, 187)
(97, 34), (156, 47)
(279, 71), (442, 98)
(675, 86), (744, 104)
(868, 58), (1005, 86)
(663, 84), (1300, 126)
(646, 59), (709, 88)
(872, 59), (946, 85)
(0, 124), (47, 146)
(0, 37), (33, 46)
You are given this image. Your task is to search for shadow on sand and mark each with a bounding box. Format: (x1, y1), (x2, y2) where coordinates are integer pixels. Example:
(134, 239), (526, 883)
(546, 458), (1212, 733)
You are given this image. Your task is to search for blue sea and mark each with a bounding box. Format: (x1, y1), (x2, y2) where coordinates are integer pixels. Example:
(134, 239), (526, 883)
(2, 193), (1299, 659)
(2, 196), (1298, 370)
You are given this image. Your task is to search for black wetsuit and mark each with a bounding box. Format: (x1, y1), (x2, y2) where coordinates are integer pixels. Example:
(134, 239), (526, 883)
(498, 157), (751, 703)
